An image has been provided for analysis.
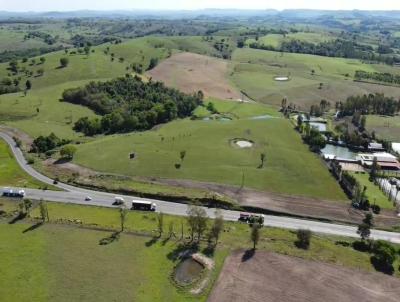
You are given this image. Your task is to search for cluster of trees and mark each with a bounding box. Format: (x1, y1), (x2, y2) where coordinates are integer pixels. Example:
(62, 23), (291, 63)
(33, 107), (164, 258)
(0, 46), (64, 63)
(355, 70), (400, 86)
(63, 75), (203, 135)
(31, 132), (71, 154)
(249, 38), (400, 65)
(0, 77), (20, 95)
(299, 121), (326, 152)
(337, 93), (400, 116)
(309, 99), (330, 117)
(24, 31), (57, 45)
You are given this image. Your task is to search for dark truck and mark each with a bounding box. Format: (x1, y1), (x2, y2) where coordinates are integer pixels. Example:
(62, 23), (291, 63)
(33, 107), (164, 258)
(2, 188), (25, 198)
(238, 213), (264, 226)
(131, 200), (156, 211)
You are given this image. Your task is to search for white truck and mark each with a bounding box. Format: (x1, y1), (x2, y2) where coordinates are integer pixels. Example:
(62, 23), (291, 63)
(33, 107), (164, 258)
(2, 188), (25, 198)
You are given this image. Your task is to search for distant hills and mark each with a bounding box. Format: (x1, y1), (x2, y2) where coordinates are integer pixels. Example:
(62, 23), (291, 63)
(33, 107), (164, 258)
(1, 9), (400, 20)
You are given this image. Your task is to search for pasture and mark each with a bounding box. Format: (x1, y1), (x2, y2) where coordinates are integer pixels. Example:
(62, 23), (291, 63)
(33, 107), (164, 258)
(230, 48), (400, 108)
(73, 100), (346, 201)
(366, 115), (400, 142)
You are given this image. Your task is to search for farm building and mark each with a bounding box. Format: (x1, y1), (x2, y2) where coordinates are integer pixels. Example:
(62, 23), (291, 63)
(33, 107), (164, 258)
(357, 152), (400, 170)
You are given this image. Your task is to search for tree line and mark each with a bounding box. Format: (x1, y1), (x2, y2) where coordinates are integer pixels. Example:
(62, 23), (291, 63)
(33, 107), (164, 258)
(249, 39), (400, 65)
(63, 75), (203, 136)
(337, 93), (400, 117)
(355, 70), (400, 86)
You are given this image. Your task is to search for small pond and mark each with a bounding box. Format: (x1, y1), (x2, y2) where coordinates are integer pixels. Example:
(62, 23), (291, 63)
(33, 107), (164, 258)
(321, 144), (357, 160)
(249, 114), (275, 120)
(174, 258), (204, 285)
(309, 122), (326, 132)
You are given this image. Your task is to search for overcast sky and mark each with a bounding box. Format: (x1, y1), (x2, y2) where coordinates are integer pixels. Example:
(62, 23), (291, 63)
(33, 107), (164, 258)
(1, 0), (400, 12)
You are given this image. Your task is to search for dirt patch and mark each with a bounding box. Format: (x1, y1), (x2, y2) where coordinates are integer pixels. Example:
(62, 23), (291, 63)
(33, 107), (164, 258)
(147, 52), (242, 100)
(208, 251), (400, 302)
(0, 125), (33, 146)
(153, 177), (400, 227)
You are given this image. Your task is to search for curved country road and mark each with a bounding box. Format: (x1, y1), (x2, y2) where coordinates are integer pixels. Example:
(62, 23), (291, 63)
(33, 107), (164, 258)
(1, 132), (400, 243)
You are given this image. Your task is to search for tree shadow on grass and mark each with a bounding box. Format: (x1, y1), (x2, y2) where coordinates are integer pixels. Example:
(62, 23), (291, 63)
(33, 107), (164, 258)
(99, 231), (121, 245)
(241, 249), (255, 262)
(8, 213), (26, 224)
(167, 242), (199, 261)
(145, 236), (159, 247)
(22, 221), (43, 233)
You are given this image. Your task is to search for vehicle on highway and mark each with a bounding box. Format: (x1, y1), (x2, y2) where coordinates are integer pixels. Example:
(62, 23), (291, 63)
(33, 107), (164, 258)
(85, 196), (92, 201)
(131, 200), (156, 211)
(2, 188), (25, 198)
(238, 213), (264, 226)
(113, 196), (125, 206)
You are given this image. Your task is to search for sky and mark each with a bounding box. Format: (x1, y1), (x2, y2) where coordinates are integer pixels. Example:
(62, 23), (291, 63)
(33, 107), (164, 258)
(1, 0), (400, 12)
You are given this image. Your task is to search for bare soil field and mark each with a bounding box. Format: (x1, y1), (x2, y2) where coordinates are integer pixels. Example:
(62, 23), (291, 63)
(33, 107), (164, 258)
(208, 251), (400, 302)
(147, 52), (242, 100)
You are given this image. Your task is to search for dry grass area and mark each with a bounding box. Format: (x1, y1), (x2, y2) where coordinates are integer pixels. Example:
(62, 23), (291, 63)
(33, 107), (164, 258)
(208, 251), (400, 302)
(147, 52), (242, 100)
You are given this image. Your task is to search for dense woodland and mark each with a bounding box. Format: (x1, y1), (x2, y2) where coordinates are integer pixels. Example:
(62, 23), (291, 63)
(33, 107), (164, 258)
(62, 75), (203, 135)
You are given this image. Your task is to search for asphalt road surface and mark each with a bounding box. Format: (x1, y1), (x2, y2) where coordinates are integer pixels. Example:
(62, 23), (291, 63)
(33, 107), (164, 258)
(1, 132), (400, 243)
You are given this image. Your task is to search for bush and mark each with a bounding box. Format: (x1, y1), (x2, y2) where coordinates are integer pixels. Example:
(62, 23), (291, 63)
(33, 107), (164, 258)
(27, 157), (35, 165)
(370, 240), (397, 274)
(295, 229), (311, 249)
(371, 205), (381, 214)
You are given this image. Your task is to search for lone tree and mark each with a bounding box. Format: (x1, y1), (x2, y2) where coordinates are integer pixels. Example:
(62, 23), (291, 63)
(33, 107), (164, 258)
(119, 207), (128, 232)
(251, 222), (260, 250)
(40, 57), (46, 64)
(60, 57), (69, 68)
(39, 200), (49, 222)
(296, 229), (312, 249)
(25, 80), (32, 90)
(369, 157), (380, 182)
(357, 212), (374, 241)
(259, 153), (266, 168)
(186, 203), (208, 242)
(60, 145), (77, 160)
(157, 212), (164, 237)
(209, 210), (224, 246)
(180, 150), (186, 162)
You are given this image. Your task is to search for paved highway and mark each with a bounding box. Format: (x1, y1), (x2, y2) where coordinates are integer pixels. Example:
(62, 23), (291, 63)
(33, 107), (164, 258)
(1, 132), (400, 243)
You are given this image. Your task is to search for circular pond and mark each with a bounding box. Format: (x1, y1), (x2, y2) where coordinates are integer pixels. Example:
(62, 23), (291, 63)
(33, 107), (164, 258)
(274, 76), (289, 81)
(174, 258), (204, 286)
(236, 140), (253, 148)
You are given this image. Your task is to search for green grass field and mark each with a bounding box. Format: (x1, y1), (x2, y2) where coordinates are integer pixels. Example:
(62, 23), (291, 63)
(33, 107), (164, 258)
(230, 48), (400, 108)
(0, 222), (227, 302)
(366, 115), (400, 142)
(1, 199), (399, 302)
(246, 32), (334, 48)
(72, 100), (346, 201)
(0, 139), (49, 189)
(351, 172), (394, 209)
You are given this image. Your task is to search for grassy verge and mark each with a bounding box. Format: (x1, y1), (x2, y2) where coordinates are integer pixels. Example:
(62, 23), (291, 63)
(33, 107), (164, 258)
(0, 139), (52, 189)
(350, 172), (394, 209)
